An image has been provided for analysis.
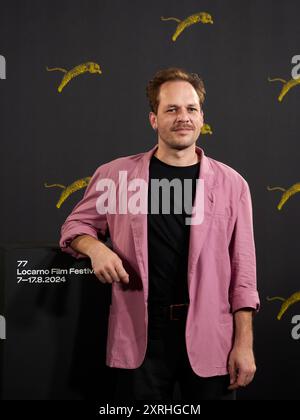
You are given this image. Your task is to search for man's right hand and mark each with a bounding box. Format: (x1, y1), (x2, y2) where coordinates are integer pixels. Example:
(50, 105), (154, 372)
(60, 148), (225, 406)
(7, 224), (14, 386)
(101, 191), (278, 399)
(70, 234), (129, 284)
(89, 244), (130, 284)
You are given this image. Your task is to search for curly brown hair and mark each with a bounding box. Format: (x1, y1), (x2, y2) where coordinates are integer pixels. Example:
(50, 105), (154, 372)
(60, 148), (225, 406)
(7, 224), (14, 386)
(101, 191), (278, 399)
(146, 67), (206, 114)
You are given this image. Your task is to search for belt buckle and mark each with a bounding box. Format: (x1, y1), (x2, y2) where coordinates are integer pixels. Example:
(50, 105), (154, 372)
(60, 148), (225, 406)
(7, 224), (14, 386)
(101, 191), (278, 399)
(170, 303), (187, 321)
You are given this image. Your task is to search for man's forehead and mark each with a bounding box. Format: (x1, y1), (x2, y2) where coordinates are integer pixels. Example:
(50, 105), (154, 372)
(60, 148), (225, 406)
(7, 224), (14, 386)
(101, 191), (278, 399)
(159, 82), (198, 101)
(163, 102), (199, 107)
(159, 95), (200, 108)
(160, 80), (195, 92)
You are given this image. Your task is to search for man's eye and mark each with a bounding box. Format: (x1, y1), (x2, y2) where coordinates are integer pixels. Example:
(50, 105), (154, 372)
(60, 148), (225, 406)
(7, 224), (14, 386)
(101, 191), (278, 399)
(167, 109), (176, 112)
(189, 108), (197, 111)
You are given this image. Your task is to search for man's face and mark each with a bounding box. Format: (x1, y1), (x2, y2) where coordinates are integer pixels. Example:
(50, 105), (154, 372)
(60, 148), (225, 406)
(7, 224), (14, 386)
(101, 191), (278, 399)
(149, 80), (204, 151)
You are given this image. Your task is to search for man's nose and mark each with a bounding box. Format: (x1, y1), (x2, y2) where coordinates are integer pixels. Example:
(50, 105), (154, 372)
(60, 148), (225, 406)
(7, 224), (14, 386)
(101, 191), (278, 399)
(176, 109), (190, 121)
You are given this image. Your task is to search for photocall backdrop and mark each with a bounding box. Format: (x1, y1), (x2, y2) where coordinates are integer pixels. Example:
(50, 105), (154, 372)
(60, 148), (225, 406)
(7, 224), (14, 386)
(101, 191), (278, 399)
(1, 0), (300, 400)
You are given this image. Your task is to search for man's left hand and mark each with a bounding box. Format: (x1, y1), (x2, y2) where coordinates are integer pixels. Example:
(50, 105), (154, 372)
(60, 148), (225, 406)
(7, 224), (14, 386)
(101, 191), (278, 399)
(227, 345), (256, 390)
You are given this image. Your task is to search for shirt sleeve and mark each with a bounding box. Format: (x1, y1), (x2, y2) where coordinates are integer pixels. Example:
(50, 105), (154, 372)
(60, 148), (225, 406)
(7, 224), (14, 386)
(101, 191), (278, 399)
(229, 181), (260, 313)
(59, 166), (109, 259)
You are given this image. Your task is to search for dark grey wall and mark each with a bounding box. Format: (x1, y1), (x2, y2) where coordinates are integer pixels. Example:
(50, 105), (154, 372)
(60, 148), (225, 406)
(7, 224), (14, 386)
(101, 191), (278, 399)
(1, 0), (300, 400)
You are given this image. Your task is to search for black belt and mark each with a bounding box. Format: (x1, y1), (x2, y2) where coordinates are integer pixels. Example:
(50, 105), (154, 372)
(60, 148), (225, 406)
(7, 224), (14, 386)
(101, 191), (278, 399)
(148, 303), (189, 321)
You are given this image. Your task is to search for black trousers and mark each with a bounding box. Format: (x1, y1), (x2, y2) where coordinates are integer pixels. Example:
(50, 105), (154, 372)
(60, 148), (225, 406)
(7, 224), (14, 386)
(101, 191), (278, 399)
(112, 305), (236, 401)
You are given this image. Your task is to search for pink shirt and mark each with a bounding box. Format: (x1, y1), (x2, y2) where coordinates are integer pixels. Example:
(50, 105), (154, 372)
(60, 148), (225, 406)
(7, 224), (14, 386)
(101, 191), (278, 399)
(60, 144), (260, 377)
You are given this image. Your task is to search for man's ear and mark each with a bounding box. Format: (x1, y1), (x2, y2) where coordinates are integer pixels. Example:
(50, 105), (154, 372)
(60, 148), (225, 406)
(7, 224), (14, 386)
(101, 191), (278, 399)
(149, 111), (157, 130)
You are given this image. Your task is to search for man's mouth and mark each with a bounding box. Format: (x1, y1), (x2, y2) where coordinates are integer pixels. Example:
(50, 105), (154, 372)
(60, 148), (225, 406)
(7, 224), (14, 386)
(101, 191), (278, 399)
(173, 127), (193, 131)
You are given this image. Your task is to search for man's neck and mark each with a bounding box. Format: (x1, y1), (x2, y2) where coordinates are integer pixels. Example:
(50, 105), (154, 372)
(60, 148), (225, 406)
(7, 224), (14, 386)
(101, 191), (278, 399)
(154, 148), (200, 167)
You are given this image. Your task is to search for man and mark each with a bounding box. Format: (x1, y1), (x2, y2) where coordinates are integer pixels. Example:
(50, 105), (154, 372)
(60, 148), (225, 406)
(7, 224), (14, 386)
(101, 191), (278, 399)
(60, 67), (260, 400)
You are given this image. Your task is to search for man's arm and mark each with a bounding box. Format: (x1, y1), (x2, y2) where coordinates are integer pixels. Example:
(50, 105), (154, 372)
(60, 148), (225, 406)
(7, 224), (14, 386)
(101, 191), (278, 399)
(70, 234), (107, 259)
(227, 180), (260, 389)
(59, 166), (129, 284)
(228, 309), (256, 390)
(229, 180), (260, 313)
(59, 166), (109, 259)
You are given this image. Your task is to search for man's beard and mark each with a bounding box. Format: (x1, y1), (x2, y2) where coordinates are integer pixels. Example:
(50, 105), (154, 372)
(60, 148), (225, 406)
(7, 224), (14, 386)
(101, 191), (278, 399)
(164, 135), (196, 150)
(169, 142), (192, 150)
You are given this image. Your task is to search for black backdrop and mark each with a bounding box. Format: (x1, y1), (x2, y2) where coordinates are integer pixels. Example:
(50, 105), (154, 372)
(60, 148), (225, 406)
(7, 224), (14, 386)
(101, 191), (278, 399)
(1, 0), (300, 400)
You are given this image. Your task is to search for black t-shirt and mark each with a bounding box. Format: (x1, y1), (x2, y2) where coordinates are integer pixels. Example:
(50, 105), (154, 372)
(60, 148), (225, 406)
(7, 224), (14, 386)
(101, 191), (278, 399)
(147, 154), (200, 305)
